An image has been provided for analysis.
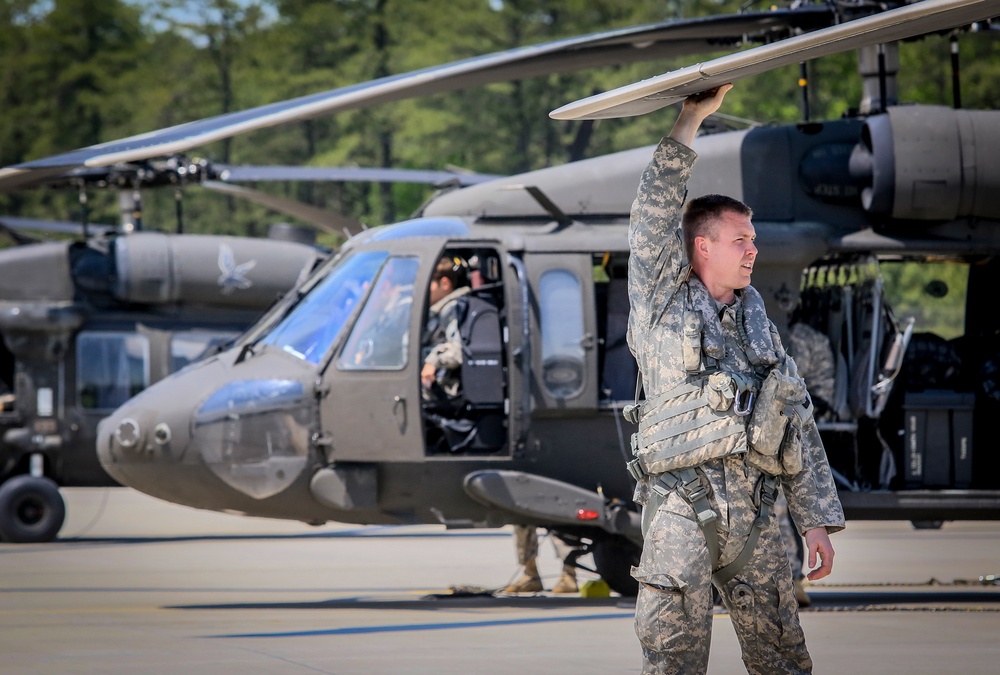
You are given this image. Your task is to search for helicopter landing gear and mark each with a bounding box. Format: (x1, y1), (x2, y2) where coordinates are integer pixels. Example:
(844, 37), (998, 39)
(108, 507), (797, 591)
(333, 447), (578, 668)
(0, 475), (66, 543)
(592, 535), (641, 597)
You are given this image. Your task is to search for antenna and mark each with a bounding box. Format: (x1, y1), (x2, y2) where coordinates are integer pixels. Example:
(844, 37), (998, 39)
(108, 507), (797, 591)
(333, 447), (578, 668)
(77, 181), (89, 240)
(950, 33), (962, 109)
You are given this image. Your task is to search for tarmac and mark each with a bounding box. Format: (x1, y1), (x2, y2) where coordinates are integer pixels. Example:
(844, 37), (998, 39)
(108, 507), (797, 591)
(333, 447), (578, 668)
(2, 487), (999, 674)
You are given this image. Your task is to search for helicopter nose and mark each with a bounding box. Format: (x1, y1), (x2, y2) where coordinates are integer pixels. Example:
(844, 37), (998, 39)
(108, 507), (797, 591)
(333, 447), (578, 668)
(98, 349), (319, 503)
(96, 360), (222, 491)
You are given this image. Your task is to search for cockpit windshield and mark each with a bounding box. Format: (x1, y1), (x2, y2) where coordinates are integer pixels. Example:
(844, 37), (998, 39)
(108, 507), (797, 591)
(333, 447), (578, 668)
(259, 250), (387, 364)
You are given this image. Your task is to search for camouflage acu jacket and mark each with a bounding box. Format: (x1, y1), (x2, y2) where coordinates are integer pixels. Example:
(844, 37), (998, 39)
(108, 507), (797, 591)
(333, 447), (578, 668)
(627, 138), (845, 535)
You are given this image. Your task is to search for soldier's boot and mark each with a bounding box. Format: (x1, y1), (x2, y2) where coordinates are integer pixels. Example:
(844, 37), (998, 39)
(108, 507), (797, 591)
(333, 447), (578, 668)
(551, 564), (578, 594)
(504, 558), (543, 593)
(793, 578), (811, 608)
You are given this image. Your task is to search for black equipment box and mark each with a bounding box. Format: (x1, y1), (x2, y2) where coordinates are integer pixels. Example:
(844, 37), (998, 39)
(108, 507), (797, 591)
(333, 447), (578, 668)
(902, 391), (975, 488)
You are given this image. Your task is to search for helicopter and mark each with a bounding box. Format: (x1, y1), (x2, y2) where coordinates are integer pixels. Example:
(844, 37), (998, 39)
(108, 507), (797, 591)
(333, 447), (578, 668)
(0, 158), (499, 544)
(2, 0), (999, 595)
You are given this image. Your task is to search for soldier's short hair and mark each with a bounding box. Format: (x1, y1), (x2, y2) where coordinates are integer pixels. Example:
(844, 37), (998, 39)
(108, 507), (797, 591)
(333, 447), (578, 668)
(682, 194), (753, 261)
(433, 255), (469, 288)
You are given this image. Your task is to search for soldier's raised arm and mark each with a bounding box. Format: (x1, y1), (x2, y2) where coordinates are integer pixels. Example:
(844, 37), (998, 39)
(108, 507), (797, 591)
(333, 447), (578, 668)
(627, 85), (733, 335)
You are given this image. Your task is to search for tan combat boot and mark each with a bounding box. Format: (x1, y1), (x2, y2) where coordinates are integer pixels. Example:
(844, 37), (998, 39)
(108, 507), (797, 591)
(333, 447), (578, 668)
(551, 563), (578, 594)
(504, 557), (543, 593)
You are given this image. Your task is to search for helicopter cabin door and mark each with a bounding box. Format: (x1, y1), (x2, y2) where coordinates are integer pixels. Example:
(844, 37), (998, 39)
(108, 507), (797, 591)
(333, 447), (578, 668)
(320, 246), (430, 463)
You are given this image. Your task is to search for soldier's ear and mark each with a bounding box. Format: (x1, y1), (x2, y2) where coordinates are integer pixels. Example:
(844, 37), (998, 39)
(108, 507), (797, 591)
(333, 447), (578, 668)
(694, 235), (711, 260)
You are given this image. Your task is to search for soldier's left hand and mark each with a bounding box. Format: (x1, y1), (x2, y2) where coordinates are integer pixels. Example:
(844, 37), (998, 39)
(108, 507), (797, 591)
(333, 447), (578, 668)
(804, 527), (835, 581)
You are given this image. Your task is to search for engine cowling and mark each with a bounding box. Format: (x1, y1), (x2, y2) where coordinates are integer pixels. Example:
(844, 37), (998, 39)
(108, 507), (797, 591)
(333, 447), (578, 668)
(849, 106), (1000, 221)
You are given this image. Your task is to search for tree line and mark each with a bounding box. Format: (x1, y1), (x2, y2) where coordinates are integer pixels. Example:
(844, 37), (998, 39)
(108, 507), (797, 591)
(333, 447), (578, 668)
(1, 0), (996, 245)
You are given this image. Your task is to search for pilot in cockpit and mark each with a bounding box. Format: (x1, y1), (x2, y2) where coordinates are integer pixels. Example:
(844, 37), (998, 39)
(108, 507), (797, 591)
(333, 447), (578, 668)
(421, 255), (471, 403)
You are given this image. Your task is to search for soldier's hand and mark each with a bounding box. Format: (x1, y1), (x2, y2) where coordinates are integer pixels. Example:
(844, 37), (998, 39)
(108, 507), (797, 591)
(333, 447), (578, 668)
(669, 84), (732, 148)
(681, 83), (733, 119)
(421, 362), (436, 388)
(804, 527), (835, 581)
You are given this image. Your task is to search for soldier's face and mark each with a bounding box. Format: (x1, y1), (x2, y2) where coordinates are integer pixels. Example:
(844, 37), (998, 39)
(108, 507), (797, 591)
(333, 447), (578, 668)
(430, 276), (452, 304)
(700, 212), (757, 294)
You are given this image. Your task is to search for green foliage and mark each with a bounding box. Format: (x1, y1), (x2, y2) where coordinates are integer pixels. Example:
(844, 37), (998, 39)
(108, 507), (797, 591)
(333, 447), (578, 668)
(1, 0), (998, 236)
(880, 261), (968, 340)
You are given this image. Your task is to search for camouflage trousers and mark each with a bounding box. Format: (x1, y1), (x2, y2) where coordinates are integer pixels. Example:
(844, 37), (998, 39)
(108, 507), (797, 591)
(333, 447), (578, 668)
(632, 455), (812, 674)
(512, 524), (578, 565)
(773, 489), (805, 582)
(512, 524), (539, 563)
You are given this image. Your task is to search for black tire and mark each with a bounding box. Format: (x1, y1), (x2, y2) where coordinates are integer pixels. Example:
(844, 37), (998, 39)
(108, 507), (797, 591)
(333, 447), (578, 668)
(0, 475), (66, 543)
(592, 536), (641, 597)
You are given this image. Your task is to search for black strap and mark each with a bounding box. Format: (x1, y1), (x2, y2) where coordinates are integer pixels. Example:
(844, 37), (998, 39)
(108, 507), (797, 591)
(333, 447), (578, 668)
(713, 474), (780, 586)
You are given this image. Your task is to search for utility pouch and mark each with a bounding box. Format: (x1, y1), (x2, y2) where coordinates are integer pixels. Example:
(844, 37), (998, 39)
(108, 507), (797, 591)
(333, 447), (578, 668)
(747, 368), (809, 476)
(682, 311), (703, 373)
(705, 372), (735, 412)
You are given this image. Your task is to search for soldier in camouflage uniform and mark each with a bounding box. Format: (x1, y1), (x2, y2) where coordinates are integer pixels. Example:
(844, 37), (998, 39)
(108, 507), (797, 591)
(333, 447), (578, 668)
(626, 85), (845, 674)
(421, 256), (470, 400)
(789, 321), (837, 415)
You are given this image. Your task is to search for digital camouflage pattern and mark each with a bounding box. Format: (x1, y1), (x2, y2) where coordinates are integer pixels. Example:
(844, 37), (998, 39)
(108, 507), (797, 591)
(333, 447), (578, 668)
(627, 138), (845, 674)
(421, 286), (470, 398)
(512, 523), (539, 564)
(511, 523), (581, 567)
(772, 490), (804, 582)
(788, 322), (837, 411)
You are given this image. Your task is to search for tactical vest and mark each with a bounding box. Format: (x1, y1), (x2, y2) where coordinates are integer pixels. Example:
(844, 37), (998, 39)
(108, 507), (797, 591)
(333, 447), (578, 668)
(626, 272), (809, 480)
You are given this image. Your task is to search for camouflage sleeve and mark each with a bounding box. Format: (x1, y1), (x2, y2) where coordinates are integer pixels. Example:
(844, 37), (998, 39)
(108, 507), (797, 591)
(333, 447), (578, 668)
(424, 308), (463, 371)
(782, 419), (846, 536)
(772, 326), (845, 535)
(627, 138), (697, 335)
(789, 323), (836, 405)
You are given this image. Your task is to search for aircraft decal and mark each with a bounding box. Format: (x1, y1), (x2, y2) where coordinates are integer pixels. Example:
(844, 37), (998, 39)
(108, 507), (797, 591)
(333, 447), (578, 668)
(217, 244), (257, 294)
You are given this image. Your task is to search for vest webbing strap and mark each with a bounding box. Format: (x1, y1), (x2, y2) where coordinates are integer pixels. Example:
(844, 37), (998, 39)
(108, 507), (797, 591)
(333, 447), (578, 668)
(652, 467), (720, 568)
(642, 418), (746, 460)
(639, 394), (712, 434)
(712, 474), (780, 586)
(638, 379), (702, 413)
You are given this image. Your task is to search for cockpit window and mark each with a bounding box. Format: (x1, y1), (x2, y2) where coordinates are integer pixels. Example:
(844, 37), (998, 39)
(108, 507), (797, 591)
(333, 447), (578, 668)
(77, 332), (150, 410)
(260, 251), (387, 364)
(338, 257), (420, 370)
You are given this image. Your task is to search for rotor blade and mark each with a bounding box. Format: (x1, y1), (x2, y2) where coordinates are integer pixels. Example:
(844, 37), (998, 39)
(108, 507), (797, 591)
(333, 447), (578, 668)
(551, 0), (1000, 120)
(200, 180), (363, 236)
(0, 216), (117, 236)
(215, 165), (501, 186)
(0, 222), (42, 245)
(0, 6), (835, 190)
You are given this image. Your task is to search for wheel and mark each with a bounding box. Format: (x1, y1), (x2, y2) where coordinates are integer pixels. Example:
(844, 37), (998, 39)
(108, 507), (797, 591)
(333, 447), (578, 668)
(592, 536), (641, 597)
(0, 475), (66, 543)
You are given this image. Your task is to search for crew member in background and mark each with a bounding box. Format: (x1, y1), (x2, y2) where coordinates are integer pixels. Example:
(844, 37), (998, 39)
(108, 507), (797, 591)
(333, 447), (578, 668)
(503, 525), (579, 594)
